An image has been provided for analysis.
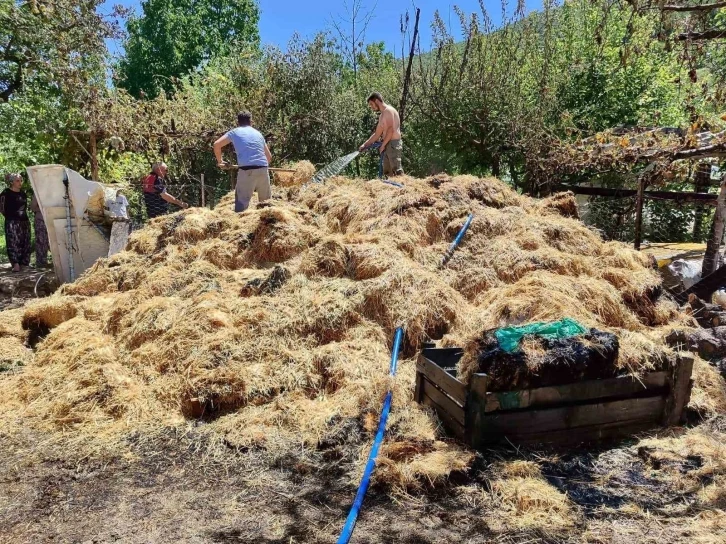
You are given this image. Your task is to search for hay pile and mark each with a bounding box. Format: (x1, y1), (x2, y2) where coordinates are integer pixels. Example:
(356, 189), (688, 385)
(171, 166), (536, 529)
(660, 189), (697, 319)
(0, 173), (705, 489)
(273, 160), (316, 187)
(0, 308), (31, 372)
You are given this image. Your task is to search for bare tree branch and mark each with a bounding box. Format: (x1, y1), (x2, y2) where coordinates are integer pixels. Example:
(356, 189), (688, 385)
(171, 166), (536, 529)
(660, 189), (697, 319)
(677, 29), (726, 40)
(399, 7), (420, 129)
(662, 1), (726, 12)
(329, 0), (376, 84)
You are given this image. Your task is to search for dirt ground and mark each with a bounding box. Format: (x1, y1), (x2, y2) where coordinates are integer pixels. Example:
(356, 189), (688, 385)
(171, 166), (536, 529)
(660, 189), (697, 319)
(2, 415), (724, 544)
(0, 263), (57, 312)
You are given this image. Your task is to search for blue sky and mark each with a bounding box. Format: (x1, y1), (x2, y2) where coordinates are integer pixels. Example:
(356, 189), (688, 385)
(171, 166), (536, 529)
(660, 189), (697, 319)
(102, 1), (546, 56)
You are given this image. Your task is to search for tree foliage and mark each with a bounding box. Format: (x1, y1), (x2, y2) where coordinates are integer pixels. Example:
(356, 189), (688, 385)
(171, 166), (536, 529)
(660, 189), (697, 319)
(117, 0), (260, 98)
(0, 0), (119, 101)
(3, 0), (726, 228)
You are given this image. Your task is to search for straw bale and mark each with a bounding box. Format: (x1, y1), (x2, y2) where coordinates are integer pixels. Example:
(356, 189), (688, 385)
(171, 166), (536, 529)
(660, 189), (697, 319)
(246, 206), (318, 262)
(487, 461), (577, 532)
(21, 296), (81, 337)
(535, 191), (580, 219)
(0, 308), (25, 339)
(127, 223), (164, 255)
(360, 267), (468, 350)
(600, 241), (653, 268)
(274, 160), (316, 187)
(0, 336), (32, 370)
(617, 330), (673, 373)
(299, 237), (348, 278)
(459, 175), (523, 208)
(346, 243), (397, 280)
(14, 318), (142, 428)
(472, 272), (641, 330)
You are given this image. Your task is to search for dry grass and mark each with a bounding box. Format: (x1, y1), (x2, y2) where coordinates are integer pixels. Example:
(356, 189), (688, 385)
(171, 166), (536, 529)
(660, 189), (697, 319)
(690, 356), (726, 417)
(21, 296), (80, 332)
(636, 425), (726, 498)
(273, 160), (316, 187)
(485, 461), (577, 533)
(0, 336), (32, 370)
(0, 172), (719, 494)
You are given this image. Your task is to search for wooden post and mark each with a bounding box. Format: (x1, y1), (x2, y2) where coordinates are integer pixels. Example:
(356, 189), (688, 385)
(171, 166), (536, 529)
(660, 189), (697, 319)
(663, 354), (694, 426)
(702, 177), (726, 276)
(89, 131), (99, 181)
(634, 177), (646, 250)
(414, 371), (424, 403)
(693, 163), (711, 241)
(200, 174), (206, 208)
(466, 374), (489, 449)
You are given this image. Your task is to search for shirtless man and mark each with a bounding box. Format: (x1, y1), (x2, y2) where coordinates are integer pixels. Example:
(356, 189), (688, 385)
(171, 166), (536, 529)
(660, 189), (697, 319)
(359, 92), (404, 176)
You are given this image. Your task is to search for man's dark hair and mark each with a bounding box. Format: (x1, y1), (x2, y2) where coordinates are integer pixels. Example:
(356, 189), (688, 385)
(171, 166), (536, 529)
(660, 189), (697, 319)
(367, 92), (383, 104)
(237, 111), (252, 126)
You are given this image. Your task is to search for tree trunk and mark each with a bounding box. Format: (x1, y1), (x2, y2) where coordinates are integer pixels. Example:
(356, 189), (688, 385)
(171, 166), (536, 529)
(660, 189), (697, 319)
(398, 8), (420, 130)
(491, 155), (501, 178)
(634, 177), (646, 251)
(702, 178), (726, 276)
(89, 131), (99, 181)
(509, 158), (519, 191)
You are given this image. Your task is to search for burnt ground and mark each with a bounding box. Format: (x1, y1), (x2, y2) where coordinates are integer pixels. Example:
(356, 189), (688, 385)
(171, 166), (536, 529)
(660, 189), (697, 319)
(1, 417), (724, 544)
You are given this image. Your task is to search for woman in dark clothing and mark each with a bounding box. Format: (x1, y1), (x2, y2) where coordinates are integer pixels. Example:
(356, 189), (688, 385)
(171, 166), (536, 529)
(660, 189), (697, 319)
(30, 193), (50, 267)
(0, 173), (31, 272)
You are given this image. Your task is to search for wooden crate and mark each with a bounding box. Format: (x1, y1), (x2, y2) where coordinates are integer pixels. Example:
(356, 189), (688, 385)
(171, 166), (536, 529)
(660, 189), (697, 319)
(414, 347), (694, 448)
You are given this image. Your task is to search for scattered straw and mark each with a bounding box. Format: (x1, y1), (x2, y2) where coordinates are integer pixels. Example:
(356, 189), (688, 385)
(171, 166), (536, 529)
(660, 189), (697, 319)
(0, 174), (712, 490)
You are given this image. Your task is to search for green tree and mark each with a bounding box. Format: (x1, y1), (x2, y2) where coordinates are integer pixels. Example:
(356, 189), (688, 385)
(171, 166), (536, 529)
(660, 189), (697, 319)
(0, 1), (116, 179)
(0, 0), (118, 101)
(118, 0), (260, 98)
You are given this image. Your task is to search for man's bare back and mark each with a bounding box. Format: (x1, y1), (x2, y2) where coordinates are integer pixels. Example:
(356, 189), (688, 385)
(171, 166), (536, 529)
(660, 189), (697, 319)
(378, 105), (402, 144)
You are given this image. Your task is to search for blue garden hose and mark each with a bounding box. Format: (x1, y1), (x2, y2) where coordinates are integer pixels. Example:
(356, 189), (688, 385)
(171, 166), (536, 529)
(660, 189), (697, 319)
(361, 142), (384, 179)
(336, 327), (404, 544)
(441, 213), (474, 267)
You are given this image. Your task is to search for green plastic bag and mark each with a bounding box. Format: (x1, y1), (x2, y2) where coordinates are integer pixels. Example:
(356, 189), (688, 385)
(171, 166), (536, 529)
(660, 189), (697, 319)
(494, 318), (588, 353)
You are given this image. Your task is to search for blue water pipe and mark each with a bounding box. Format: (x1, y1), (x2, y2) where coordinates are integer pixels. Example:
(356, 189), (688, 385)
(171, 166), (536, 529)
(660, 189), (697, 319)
(336, 327), (405, 544)
(361, 142), (384, 179)
(382, 180), (404, 188)
(441, 213), (474, 267)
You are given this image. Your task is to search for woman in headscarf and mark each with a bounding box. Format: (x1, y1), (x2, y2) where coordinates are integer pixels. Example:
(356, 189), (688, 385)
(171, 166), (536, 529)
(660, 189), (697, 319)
(0, 173), (31, 272)
(30, 192), (50, 267)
